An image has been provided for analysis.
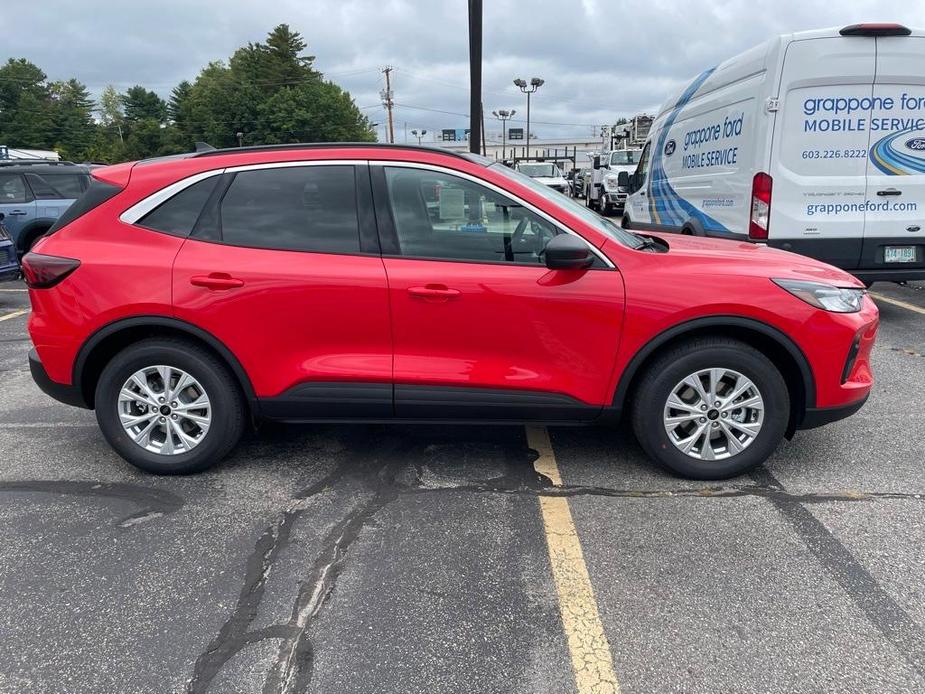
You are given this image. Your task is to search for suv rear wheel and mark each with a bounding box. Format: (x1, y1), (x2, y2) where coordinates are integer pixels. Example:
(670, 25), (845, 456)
(95, 338), (245, 474)
(631, 338), (789, 479)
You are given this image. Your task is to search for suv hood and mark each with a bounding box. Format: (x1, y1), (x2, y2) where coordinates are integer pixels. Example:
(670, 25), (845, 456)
(646, 232), (864, 287)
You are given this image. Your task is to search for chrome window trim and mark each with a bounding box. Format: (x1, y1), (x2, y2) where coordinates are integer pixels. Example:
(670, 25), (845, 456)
(119, 160), (360, 225)
(119, 169), (225, 225)
(369, 159), (615, 269)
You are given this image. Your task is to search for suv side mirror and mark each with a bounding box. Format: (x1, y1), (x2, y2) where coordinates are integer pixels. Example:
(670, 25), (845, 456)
(592, 156), (600, 170)
(617, 171), (629, 187)
(544, 234), (595, 270)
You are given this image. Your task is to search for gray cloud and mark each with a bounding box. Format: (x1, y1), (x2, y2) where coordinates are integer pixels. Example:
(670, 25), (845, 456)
(1, 0), (922, 140)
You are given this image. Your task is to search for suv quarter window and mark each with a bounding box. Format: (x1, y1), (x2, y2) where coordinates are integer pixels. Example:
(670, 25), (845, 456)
(380, 166), (564, 265)
(0, 173), (32, 204)
(138, 175), (220, 237)
(218, 165), (361, 254)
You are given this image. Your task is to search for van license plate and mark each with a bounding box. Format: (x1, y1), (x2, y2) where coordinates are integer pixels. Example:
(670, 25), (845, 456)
(884, 246), (916, 263)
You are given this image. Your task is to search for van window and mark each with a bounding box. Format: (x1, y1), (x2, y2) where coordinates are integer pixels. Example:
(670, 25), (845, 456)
(634, 142), (651, 187)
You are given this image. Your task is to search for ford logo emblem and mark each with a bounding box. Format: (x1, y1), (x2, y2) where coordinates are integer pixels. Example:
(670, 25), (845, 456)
(664, 139), (676, 156)
(905, 137), (925, 151)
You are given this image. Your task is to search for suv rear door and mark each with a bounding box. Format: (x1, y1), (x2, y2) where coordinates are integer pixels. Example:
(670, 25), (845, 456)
(168, 162), (393, 416)
(862, 34), (925, 274)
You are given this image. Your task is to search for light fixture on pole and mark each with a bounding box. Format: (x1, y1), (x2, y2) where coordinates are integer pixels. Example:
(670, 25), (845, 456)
(513, 77), (544, 157)
(491, 109), (515, 160)
(410, 129), (428, 145)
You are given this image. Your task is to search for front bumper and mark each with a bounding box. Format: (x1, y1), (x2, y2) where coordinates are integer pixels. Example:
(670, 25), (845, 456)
(798, 393), (869, 430)
(29, 348), (89, 408)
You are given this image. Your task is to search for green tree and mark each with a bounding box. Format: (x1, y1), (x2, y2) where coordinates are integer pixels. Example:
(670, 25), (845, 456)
(178, 24), (372, 147)
(49, 79), (96, 160)
(122, 85), (168, 124)
(0, 59), (55, 149)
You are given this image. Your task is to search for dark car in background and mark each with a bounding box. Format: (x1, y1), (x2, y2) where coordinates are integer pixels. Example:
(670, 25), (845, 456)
(0, 213), (18, 281)
(0, 160), (91, 255)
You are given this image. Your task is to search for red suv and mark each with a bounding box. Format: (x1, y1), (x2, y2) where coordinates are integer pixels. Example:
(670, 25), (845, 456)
(23, 144), (879, 479)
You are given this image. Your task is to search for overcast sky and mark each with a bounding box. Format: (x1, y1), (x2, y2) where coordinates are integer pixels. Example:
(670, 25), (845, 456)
(3, 0), (925, 142)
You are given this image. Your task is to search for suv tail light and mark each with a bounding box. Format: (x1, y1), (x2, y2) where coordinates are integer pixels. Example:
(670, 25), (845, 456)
(749, 172), (772, 241)
(21, 253), (81, 289)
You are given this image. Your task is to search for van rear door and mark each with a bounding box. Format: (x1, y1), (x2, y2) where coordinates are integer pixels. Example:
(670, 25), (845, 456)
(770, 37), (875, 269)
(863, 35), (925, 276)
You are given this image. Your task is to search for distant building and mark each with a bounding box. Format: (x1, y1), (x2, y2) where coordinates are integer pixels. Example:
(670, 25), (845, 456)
(437, 132), (611, 171)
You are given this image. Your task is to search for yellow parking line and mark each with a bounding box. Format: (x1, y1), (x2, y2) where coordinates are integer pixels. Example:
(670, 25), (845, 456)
(527, 425), (620, 694)
(0, 309), (28, 322)
(869, 292), (925, 315)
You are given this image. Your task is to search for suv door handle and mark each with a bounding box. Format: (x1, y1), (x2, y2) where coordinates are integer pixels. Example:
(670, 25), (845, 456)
(190, 273), (244, 290)
(408, 284), (461, 301)
(877, 188), (902, 196)
(7, 210), (28, 216)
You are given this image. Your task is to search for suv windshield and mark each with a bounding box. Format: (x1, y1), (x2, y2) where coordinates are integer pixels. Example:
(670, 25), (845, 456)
(516, 163), (559, 178)
(610, 151), (639, 165)
(490, 164), (645, 250)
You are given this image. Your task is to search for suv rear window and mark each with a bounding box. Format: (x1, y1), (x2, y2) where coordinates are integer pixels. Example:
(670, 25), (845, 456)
(28, 173), (89, 199)
(218, 165), (360, 254)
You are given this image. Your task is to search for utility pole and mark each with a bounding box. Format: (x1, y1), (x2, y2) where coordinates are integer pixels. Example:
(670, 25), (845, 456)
(381, 66), (395, 144)
(468, 0), (482, 155)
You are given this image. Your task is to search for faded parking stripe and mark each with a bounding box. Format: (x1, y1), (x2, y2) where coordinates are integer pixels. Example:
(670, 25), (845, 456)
(0, 309), (28, 322)
(870, 292), (925, 315)
(528, 425), (620, 694)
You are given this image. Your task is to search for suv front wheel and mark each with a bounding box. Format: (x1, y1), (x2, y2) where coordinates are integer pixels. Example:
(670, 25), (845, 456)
(95, 338), (245, 474)
(631, 338), (789, 479)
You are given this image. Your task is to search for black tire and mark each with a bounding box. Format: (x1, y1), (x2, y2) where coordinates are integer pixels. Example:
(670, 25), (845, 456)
(95, 338), (246, 475)
(630, 338), (789, 480)
(621, 214), (631, 229)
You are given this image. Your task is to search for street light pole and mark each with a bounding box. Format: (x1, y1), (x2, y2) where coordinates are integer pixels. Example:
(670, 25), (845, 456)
(411, 129), (428, 145)
(491, 109), (515, 160)
(513, 77), (544, 158)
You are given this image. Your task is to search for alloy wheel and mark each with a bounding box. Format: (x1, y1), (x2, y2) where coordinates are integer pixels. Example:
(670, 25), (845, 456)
(117, 365), (211, 455)
(663, 368), (764, 461)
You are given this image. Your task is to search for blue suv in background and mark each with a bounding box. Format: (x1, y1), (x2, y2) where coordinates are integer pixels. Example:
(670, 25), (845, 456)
(0, 214), (17, 282)
(0, 160), (90, 256)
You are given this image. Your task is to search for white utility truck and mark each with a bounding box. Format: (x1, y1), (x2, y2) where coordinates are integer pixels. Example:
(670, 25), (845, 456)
(622, 23), (925, 284)
(585, 149), (642, 215)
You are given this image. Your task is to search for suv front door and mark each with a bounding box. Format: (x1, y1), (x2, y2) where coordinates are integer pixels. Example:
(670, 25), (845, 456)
(372, 164), (624, 420)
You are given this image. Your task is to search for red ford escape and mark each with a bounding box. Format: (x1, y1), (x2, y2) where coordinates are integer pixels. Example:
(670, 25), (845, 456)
(23, 144), (879, 479)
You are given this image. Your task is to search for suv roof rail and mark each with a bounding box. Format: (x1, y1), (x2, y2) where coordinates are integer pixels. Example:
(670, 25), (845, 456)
(190, 141), (474, 162)
(0, 159), (79, 168)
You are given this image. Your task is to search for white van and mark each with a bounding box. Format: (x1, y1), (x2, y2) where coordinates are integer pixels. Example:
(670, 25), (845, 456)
(623, 23), (925, 284)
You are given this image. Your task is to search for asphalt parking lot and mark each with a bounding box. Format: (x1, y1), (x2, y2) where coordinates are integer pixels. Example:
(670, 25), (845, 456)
(0, 279), (922, 694)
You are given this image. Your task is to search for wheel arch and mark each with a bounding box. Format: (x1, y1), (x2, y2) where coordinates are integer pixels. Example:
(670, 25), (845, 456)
(613, 316), (816, 435)
(16, 219), (56, 253)
(73, 316), (258, 412)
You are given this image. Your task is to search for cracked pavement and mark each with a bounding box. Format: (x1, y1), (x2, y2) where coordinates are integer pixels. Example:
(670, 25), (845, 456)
(0, 280), (923, 694)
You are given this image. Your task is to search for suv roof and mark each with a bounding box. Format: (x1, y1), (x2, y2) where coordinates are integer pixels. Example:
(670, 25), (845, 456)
(189, 141), (483, 163)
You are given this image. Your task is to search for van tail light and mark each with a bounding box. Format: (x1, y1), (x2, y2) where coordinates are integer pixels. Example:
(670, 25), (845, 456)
(749, 172), (773, 241)
(21, 253), (81, 289)
(840, 23), (911, 37)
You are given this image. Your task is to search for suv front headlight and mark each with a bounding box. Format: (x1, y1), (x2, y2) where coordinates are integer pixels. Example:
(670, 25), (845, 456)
(603, 174), (619, 191)
(772, 279), (865, 313)
(0, 224), (10, 242)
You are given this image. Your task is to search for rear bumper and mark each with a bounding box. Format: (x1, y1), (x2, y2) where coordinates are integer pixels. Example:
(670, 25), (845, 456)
(852, 268), (925, 283)
(29, 348), (89, 408)
(798, 393), (869, 430)
(767, 237), (925, 283)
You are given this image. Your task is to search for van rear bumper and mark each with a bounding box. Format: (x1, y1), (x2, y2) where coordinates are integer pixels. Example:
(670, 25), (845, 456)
(767, 236), (925, 283)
